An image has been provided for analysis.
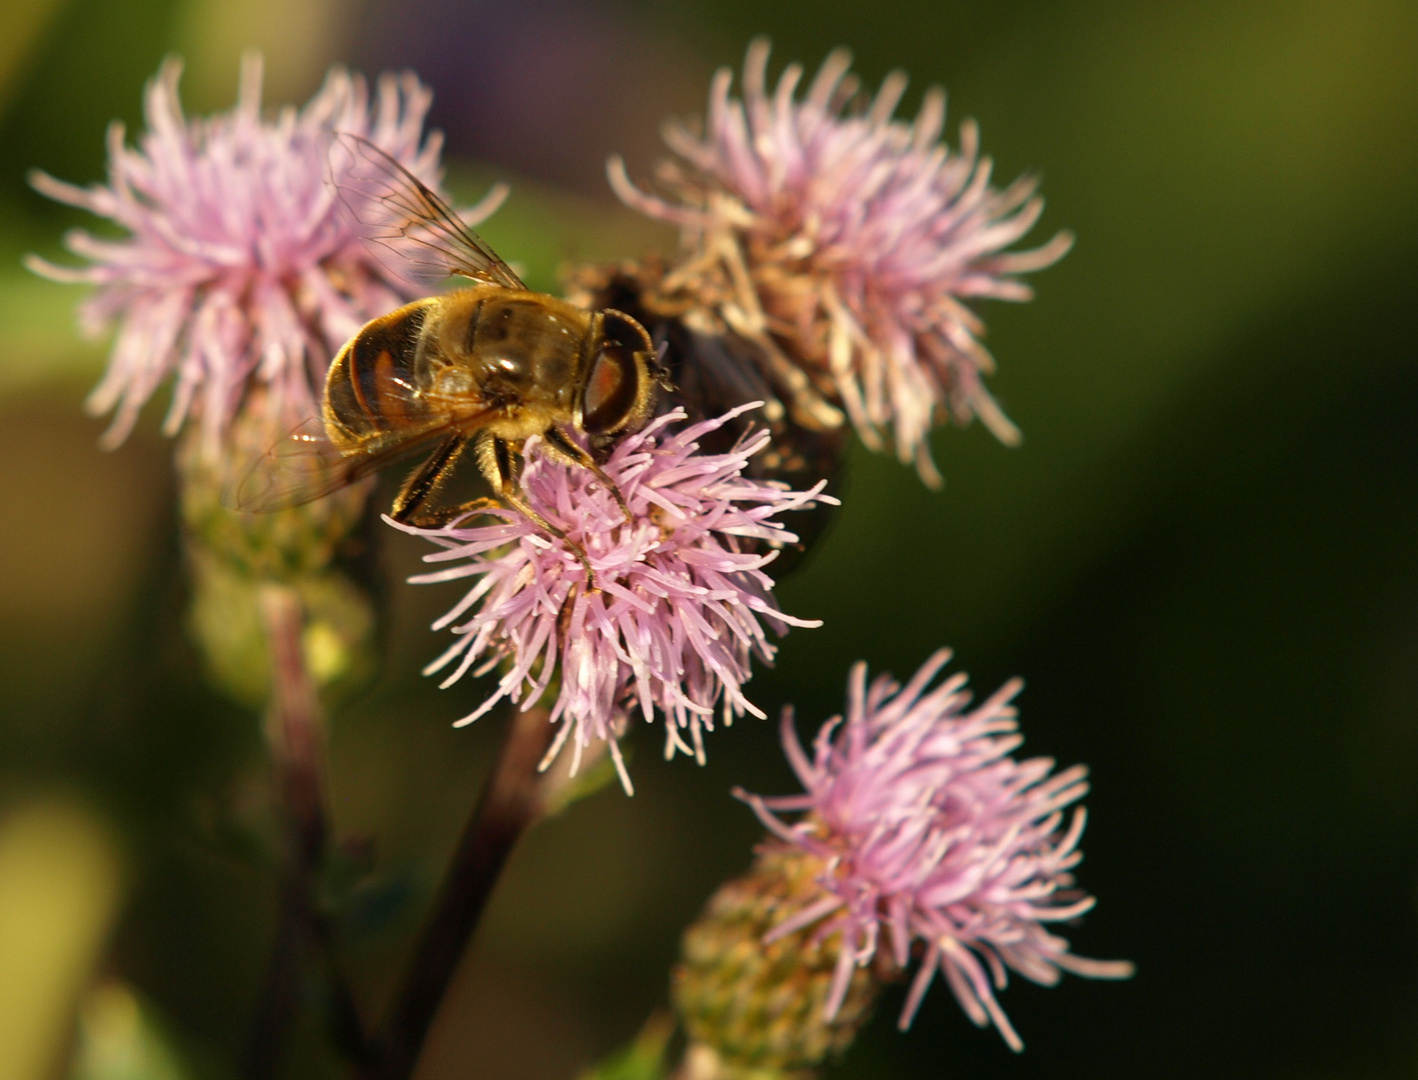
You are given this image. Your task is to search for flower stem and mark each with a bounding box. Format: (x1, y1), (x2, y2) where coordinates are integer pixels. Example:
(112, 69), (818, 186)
(244, 584), (370, 1076)
(369, 703), (556, 1079)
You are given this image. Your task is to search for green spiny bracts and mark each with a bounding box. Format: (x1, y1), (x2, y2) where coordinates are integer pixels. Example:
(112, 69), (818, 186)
(672, 845), (894, 1080)
(176, 392), (377, 707)
(175, 390), (370, 582)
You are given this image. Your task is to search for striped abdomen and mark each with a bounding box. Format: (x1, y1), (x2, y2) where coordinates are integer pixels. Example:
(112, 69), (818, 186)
(323, 298), (436, 450)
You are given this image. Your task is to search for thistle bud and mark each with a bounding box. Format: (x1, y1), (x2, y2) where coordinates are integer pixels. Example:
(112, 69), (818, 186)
(175, 395), (376, 707)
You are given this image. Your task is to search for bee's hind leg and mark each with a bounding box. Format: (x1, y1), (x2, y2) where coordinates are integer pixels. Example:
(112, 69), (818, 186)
(476, 431), (599, 591)
(391, 434), (470, 523)
(388, 433), (506, 528)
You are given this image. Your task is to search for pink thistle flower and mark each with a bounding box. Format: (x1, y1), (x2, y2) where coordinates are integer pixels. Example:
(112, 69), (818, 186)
(737, 650), (1133, 1051)
(390, 405), (834, 795)
(609, 40), (1072, 486)
(28, 53), (501, 450)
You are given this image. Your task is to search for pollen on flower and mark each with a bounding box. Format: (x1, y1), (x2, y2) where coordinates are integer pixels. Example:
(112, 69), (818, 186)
(389, 405), (835, 795)
(735, 650), (1133, 1051)
(27, 53), (501, 451)
(609, 39), (1071, 487)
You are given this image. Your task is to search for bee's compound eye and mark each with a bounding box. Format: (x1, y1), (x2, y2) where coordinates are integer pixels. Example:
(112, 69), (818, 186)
(583, 312), (650, 435)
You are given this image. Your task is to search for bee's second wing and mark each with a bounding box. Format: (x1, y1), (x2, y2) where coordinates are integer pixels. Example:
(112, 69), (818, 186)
(330, 133), (525, 291)
(230, 417), (447, 514)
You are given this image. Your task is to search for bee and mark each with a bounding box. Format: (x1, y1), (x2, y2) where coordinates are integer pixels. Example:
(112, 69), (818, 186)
(238, 135), (661, 579)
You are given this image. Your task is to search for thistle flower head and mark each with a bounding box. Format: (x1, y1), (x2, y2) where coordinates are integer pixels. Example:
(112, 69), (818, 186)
(610, 40), (1071, 486)
(737, 650), (1132, 1051)
(27, 54), (494, 450)
(393, 405), (834, 794)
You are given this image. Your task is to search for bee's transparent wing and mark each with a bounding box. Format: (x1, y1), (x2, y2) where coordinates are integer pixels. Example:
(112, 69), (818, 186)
(330, 133), (525, 291)
(231, 416), (450, 513)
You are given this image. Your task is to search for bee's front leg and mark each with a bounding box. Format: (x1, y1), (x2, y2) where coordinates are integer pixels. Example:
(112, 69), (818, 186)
(541, 426), (633, 526)
(474, 431), (599, 592)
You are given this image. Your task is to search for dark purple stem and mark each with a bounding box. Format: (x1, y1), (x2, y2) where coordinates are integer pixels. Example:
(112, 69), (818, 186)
(368, 703), (556, 1079)
(244, 585), (370, 1076)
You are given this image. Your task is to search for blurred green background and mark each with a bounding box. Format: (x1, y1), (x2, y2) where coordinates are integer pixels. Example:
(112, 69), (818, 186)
(2, 0), (1417, 1077)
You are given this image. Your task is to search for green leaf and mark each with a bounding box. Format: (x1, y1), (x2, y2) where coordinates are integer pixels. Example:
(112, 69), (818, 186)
(576, 1012), (674, 1080)
(541, 740), (630, 818)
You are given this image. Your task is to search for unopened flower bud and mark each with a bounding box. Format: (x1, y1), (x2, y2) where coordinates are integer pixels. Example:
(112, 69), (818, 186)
(176, 393), (370, 581)
(176, 396), (376, 707)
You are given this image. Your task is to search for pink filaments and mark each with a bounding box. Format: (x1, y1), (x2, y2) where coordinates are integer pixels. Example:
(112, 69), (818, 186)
(737, 650), (1133, 1050)
(392, 405), (836, 794)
